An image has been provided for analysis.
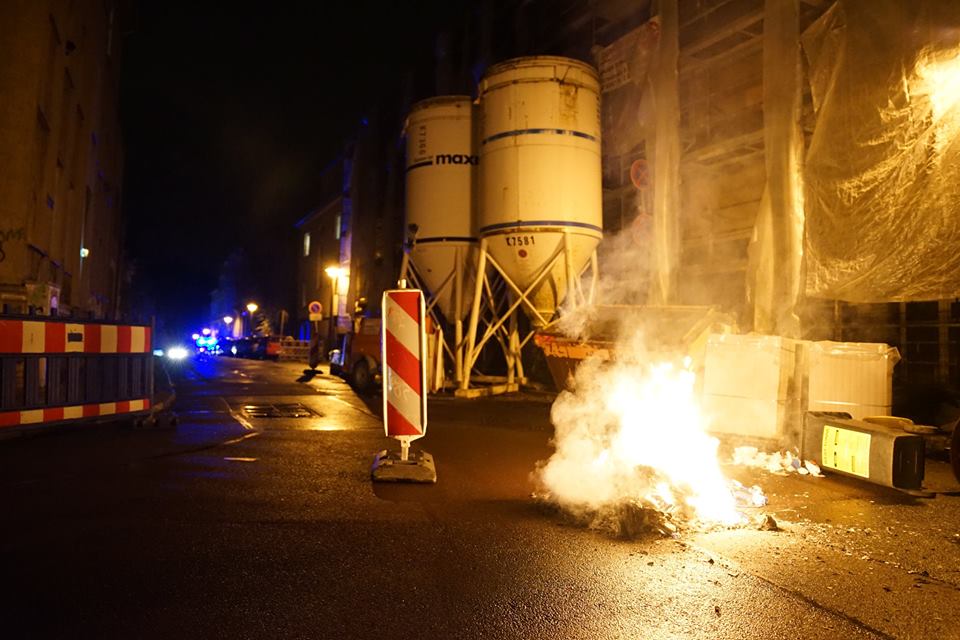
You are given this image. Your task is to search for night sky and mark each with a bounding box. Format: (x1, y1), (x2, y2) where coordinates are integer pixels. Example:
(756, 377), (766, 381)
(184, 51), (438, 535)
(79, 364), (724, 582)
(121, 2), (470, 336)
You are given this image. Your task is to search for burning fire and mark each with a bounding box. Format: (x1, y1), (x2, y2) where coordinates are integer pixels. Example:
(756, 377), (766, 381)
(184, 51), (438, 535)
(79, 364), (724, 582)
(538, 339), (760, 531)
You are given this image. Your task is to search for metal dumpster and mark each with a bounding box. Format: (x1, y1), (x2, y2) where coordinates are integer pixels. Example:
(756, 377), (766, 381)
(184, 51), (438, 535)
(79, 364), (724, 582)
(533, 305), (734, 390)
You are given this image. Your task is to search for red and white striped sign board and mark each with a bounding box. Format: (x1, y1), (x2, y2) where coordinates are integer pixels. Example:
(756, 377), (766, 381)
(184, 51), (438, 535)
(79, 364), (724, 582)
(381, 289), (427, 439)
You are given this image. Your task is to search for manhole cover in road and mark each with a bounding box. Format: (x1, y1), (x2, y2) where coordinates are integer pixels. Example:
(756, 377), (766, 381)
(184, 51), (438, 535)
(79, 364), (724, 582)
(242, 403), (321, 418)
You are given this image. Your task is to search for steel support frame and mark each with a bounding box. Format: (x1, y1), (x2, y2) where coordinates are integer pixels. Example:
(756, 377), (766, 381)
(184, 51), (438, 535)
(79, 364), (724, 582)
(399, 243), (476, 387)
(459, 232), (599, 392)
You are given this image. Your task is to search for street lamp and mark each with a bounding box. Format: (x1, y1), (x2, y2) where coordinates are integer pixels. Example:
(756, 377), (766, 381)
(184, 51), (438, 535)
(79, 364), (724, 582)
(324, 266), (347, 352)
(324, 266), (345, 280)
(225, 310), (243, 338)
(222, 315), (235, 339)
(244, 302), (259, 337)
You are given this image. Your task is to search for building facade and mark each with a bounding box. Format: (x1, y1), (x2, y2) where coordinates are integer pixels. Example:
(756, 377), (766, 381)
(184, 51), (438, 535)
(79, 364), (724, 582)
(290, 0), (959, 393)
(295, 118), (405, 346)
(0, 0), (126, 318)
(296, 195), (345, 339)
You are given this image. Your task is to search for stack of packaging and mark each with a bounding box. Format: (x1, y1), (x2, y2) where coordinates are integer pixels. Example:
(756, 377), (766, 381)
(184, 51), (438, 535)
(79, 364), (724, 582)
(701, 334), (899, 445)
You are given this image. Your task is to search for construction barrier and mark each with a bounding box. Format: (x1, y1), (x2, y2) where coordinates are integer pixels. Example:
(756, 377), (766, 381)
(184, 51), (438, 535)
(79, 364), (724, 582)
(277, 337), (310, 362)
(371, 288), (436, 484)
(0, 315), (154, 432)
(381, 289), (427, 439)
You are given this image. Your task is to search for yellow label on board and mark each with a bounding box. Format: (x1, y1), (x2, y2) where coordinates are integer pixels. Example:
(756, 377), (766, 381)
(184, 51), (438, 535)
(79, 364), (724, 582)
(821, 425), (871, 478)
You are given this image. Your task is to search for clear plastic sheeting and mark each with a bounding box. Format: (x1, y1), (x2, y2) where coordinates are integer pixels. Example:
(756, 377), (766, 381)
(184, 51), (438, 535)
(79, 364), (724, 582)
(749, 0), (805, 337)
(802, 0), (960, 302)
(807, 341), (901, 366)
(649, 0), (680, 304)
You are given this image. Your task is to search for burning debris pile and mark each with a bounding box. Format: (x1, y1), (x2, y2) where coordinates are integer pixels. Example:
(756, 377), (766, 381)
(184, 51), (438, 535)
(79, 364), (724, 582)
(731, 446), (824, 477)
(535, 328), (767, 537)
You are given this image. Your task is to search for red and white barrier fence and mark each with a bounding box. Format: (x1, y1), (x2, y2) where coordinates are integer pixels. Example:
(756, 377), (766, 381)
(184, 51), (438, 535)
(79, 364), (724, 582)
(0, 320), (151, 354)
(0, 317), (154, 432)
(0, 399), (151, 429)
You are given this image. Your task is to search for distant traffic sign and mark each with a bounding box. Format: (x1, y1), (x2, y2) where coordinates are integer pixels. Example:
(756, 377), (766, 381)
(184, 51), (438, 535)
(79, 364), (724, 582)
(308, 300), (323, 321)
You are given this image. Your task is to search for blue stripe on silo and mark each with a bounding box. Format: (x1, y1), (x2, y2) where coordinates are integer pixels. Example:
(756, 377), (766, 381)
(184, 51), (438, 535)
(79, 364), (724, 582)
(414, 237), (479, 244)
(481, 128), (598, 145)
(405, 159), (434, 172)
(479, 220), (602, 234)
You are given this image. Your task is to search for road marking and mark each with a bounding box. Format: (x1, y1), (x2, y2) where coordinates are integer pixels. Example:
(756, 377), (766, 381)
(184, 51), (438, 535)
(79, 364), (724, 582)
(218, 397), (256, 431)
(222, 431), (261, 446)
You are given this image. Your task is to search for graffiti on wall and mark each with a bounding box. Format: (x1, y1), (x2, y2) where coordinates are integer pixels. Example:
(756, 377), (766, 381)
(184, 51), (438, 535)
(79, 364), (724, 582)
(0, 227), (26, 263)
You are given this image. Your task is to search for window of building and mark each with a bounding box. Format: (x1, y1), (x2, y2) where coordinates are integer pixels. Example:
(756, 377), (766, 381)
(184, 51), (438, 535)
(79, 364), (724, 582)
(302, 232), (311, 257)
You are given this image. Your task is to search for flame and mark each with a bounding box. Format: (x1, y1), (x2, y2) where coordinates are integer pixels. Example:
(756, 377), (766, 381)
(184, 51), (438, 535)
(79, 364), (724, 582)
(539, 348), (746, 529)
(916, 50), (960, 122)
(912, 49), (960, 154)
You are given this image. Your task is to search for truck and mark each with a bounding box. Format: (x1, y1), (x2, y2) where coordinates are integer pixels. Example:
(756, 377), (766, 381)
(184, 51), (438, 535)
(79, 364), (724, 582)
(329, 312), (381, 392)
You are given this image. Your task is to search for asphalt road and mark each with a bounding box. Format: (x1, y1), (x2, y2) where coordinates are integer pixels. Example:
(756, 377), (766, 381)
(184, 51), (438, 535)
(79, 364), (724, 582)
(1, 355), (958, 639)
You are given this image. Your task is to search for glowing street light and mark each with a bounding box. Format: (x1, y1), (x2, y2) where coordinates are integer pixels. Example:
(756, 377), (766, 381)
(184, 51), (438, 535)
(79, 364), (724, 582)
(201, 328), (211, 336)
(246, 302), (259, 314)
(191, 333), (201, 341)
(223, 315), (234, 324)
(324, 265), (348, 352)
(324, 265), (346, 279)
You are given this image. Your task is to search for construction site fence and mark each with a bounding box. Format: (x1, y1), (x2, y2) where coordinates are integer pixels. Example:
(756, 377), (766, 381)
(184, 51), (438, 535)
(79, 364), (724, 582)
(277, 338), (311, 362)
(0, 314), (154, 433)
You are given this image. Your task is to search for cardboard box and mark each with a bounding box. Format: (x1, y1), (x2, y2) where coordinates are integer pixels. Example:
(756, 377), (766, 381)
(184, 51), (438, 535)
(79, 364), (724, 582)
(806, 341), (899, 419)
(701, 334), (796, 440)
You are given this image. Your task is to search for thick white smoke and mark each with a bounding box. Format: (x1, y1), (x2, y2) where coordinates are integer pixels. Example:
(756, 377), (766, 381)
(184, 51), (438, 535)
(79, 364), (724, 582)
(537, 325), (744, 529)
(537, 213), (756, 531)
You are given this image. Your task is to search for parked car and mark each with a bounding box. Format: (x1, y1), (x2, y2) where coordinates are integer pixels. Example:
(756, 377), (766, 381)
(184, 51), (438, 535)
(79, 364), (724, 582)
(231, 337), (257, 358)
(219, 337), (236, 356)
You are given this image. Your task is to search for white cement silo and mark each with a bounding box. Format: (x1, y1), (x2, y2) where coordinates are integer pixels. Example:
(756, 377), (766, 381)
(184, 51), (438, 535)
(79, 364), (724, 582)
(404, 95), (477, 323)
(402, 95), (478, 386)
(477, 56), (602, 325)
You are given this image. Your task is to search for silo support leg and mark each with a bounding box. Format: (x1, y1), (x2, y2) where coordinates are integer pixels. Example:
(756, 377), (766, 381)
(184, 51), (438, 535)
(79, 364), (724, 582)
(506, 312), (518, 385)
(588, 251), (599, 305)
(454, 319), (463, 384)
(511, 320), (524, 383)
(461, 239), (488, 390)
(563, 231), (578, 309)
(454, 246), (464, 383)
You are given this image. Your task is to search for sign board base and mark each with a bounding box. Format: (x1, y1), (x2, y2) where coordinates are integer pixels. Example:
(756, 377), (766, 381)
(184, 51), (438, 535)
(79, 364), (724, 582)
(371, 449), (437, 484)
